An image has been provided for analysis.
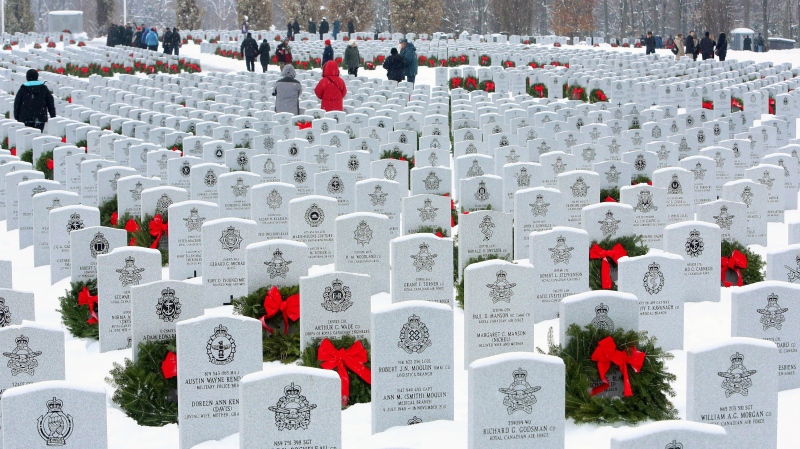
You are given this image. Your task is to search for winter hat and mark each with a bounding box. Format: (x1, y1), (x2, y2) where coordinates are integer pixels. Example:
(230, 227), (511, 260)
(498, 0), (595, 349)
(26, 69), (38, 81)
(325, 39), (331, 46)
(399, 38), (408, 43)
(390, 48), (398, 55)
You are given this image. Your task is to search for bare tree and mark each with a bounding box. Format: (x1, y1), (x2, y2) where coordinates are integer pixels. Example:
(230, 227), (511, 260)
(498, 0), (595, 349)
(491, 0), (533, 34)
(390, 0), (444, 34)
(327, 0), (375, 33)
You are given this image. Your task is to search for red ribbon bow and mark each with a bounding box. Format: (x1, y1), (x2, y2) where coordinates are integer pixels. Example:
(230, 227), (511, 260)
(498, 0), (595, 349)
(317, 339), (372, 407)
(604, 196), (617, 202)
(590, 336), (646, 397)
(296, 121), (312, 130)
(596, 90), (607, 101)
(260, 286), (300, 334)
(571, 87), (584, 100)
(77, 286), (98, 325)
(589, 243), (628, 289)
(721, 250), (748, 287)
(125, 219), (140, 246)
(46, 159), (54, 170)
(110, 212), (118, 226)
(149, 214), (168, 249)
(161, 351), (177, 379)
(435, 231), (443, 238)
(9, 148), (16, 156)
(533, 85), (545, 97)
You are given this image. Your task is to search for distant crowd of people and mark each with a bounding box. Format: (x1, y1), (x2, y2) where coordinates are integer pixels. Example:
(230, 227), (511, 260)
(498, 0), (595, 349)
(279, 17), (355, 41)
(650, 31), (767, 61)
(105, 23), (182, 55)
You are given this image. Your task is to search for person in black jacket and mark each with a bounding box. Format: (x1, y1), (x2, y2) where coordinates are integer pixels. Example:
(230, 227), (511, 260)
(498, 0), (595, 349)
(700, 31), (715, 60)
(743, 35), (752, 51)
(14, 70), (55, 131)
(319, 17), (329, 40)
(293, 20), (300, 38)
(685, 31), (697, 61)
(645, 31), (656, 55)
(240, 32), (259, 72)
(383, 48), (404, 82)
(347, 20), (354, 38)
(716, 33), (728, 61)
(132, 27), (143, 48)
(124, 25), (133, 46)
(163, 28), (173, 54)
(170, 28), (181, 55)
(287, 21), (293, 40)
(322, 39), (334, 66)
(308, 19), (316, 35)
(258, 39), (271, 72)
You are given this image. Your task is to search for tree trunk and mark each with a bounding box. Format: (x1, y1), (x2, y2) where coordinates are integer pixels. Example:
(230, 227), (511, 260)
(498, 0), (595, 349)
(676, 0), (682, 37)
(604, 0), (609, 39)
(621, 0), (628, 38)
(762, 0), (768, 49)
(744, 0), (750, 28)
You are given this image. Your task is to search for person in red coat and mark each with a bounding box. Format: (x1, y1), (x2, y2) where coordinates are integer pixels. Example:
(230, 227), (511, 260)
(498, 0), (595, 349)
(315, 61), (347, 111)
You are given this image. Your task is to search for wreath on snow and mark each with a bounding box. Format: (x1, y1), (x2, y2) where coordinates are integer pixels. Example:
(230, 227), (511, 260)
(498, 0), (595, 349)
(58, 279), (99, 340)
(721, 239), (764, 287)
(529, 82), (548, 98)
(35, 150), (54, 180)
(299, 336), (371, 408)
(589, 235), (649, 291)
(112, 213), (170, 266)
(106, 338), (178, 426)
(539, 324), (677, 424)
(232, 285), (301, 363)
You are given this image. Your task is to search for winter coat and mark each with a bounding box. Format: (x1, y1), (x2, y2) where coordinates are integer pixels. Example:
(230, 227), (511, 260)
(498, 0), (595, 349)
(315, 61), (347, 111)
(685, 35), (696, 55)
(309, 21), (316, 34)
(716, 34), (728, 60)
(322, 45), (334, 66)
(133, 30), (143, 48)
(14, 81), (56, 126)
(743, 37), (752, 51)
(287, 23), (293, 38)
(276, 43), (292, 63)
(675, 36), (685, 57)
(170, 30), (182, 48)
(106, 26), (115, 47)
(259, 42), (271, 64)
(400, 42), (418, 77)
(348, 21), (355, 34)
(645, 36), (656, 54)
(242, 21), (248, 33)
(344, 45), (360, 69)
(241, 36), (259, 58)
(700, 37), (715, 59)
(383, 54), (405, 81)
(333, 20), (341, 34)
(273, 65), (302, 114)
(145, 31), (159, 48)
(124, 26), (133, 45)
(320, 20), (330, 35)
(293, 21), (300, 34)
(163, 30), (173, 48)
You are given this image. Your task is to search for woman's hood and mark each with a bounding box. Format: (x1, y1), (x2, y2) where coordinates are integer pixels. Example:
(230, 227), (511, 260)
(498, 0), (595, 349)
(281, 65), (296, 78)
(323, 60), (340, 77)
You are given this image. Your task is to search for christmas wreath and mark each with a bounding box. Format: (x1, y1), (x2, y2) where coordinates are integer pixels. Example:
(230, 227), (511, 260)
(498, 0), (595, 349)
(299, 336), (371, 408)
(539, 324), (677, 424)
(731, 97), (744, 112)
(98, 195), (118, 227)
(232, 285), (301, 363)
(563, 84), (588, 102)
(589, 235), (649, 290)
(502, 60), (515, 68)
(721, 240), (764, 287)
(20, 149), (33, 163)
(590, 88), (608, 103)
(479, 80), (495, 93)
(442, 193), (458, 227)
(769, 96), (776, 115)
(462, 76), (479, 91)
(114, 213), (170, 266)
(106, 338), (178, 426)
(479, 54), (491, 66)
(529, 82), (548, 98)
(600, 175), (651, 202)
(455, 253), (512, 308)
(57, 280), (99, 339)
(35, 150), (54, 179)
(449, 77), (463, 89)
(702, 99), (714, 110)
(411, 226), (449, 238)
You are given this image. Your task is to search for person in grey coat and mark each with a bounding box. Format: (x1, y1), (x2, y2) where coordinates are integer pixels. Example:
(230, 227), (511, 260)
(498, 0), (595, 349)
(399, 38), (418, 84)
(344, 40), (360, 76)
(272, 65), (302, 115)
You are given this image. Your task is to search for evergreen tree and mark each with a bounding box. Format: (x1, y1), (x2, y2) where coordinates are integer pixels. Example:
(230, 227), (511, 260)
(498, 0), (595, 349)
(96, 0), (115, 34)
(176, 0), (205, 30)
(389, 0), (443, 34)
(282, 0), (324, 31)
(5, 0), (34, 34)
(237, 0), (273, 30)
(327, 0), (375, 33)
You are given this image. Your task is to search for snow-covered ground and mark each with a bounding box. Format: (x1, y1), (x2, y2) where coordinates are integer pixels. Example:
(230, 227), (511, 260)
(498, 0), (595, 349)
(14, 39), (800, 448)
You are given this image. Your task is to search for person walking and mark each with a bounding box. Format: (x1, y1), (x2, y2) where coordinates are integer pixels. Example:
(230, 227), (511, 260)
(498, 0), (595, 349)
(755, 33), (764, 52)
(716, 33), (728, 61)
(333, 19), (341, 39)
(240, 32), (259, 72)
(287, 21), (293, 41)
(259, 39), (271, 72)
(685, 31), (697, 61)
(140, 25), (150, 48)
(743, 35), (752, 51)
(132, 27), (143, 47)
(700, 31), (714, 60)
(399, 38), (417, 84)
(241, 16), (249, 34)
(273, 65), (302, 114)
(171, 28), (182, 55)
(383, 48), (405, 82)
(145, 27), (159, 51)
(322, 39), (334, 66)
(308, 19), (316, 35)
(106, 23), (117, 47)
(319, 17), (330, 41)
(347, 20), (355, 38)
(645, 31), (656, 55)
(344, 40), (360, 76)
(315, 61), (347, 112)
(124, 25), (133, 46)
(14, 69), (55, 132)
(163, 28), (173, 54)
(293, 20), (300, 39)
(674, 33), (685, 60)
(275, 39), (292, 69)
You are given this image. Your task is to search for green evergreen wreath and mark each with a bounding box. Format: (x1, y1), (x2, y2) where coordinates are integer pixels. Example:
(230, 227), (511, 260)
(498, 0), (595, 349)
(538, 324), (678, 424)
(721, 239), (764, 286)
(456, 254), (513, 308)
(599, 176), (651, 202)
(528, 82), (548, 98)
(411, 226), (449, 237)
(114, 213), (170, 266)
(35, 150), (54, 180)
(20, 149), (32, 163)
(106, 338), (178, 426)
(589, 235), (649, 291)
(98, 195), (117, 227)
(57, 279), (99, 339)
(299, 335), (371, 408)
(231, 285), (301, 363)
